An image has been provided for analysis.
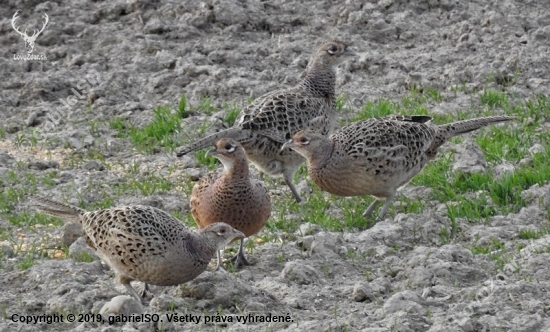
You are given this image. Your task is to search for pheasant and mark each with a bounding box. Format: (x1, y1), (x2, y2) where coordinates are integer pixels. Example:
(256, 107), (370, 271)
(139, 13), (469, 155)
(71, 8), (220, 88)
(282, 115), (514, 219)
(190, 138), (271, 269)
(177, 39), (356, 202)
(30, 196), (244, 303)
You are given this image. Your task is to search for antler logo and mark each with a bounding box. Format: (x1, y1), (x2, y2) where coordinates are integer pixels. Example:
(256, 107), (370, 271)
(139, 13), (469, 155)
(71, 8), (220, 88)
(12, 11), (49, 54)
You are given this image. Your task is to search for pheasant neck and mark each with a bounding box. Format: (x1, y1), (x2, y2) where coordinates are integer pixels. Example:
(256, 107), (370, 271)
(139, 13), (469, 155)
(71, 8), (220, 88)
(300, 62), (336, 99)
(222, 158), (250, 180)
(309, 140), (335, 169)
(190, 234), (217, 263)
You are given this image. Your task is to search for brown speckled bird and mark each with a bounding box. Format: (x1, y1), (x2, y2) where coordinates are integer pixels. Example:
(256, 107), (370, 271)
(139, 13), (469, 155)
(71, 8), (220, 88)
(29, 196), (244, 303)
(282, 115), (514, 220)
(177, 39), (356, 203)
(191, 138), (271, 269)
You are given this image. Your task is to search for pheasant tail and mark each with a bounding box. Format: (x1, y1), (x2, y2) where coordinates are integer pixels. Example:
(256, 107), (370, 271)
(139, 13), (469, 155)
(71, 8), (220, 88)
(29, 195), (85, 223)
(428, 116), (514, 156)
(438, 116), (514, 139)
(177, 127), (250, 156)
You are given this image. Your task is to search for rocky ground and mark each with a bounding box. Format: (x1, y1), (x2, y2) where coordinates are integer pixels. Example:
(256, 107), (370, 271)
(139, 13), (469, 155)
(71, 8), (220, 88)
(1, 0), (550, 331)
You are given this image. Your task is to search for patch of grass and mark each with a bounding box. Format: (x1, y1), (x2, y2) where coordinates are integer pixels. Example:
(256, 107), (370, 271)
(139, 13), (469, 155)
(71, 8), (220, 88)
(178, 94), (191, 118)
(335, 94), (356, 115)
(479, 89), (508, 108)
(72, 250), (96, 263)
(340, 89), (549, 224)
(17, 255), (36, 270)
(524, 94), (550, 123)
(194, 96), (217, 115)
(268, 197), (300, 235)
(132, 176), (172, 196)
(110, 106), (185, 153)
(350, 99), (396, 121)
(470, 237), (505, 255)
(170, 209), (196, 228)
(475, 126), (532, 163)
(425, 87), (443, 103)
(534, 246), (550, 255)
(518, 224), (550, 240)
(335, 94), (347, 111)
(0, 169), (40, 215)
(414, 144), (550, 222)
(222, 103), (240, 127)
(8, 212), (63, 228)
(194, 151), (219, 170)
(40, 171), (58, 187)
(81, 194), (116, 210)
(408, 93), (550, 222)
(132, 107), (182, 152)
(89, 118), (107, 137)
(395, 196), (425, 215)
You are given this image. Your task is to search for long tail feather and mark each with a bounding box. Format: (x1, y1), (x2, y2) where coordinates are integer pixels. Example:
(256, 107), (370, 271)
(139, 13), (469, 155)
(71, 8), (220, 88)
(177, 127), (249, 157)
(426, 116), (514, 157)
(438, 116), (515, 139)
(29, 195), (85, 223)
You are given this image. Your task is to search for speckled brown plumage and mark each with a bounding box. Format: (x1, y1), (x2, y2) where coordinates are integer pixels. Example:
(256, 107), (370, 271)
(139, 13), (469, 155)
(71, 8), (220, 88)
(177, 39), (356, 203)
(283, 115), (514, 219)
(191, 138), (271, 269)
(29, 195), (244, 303)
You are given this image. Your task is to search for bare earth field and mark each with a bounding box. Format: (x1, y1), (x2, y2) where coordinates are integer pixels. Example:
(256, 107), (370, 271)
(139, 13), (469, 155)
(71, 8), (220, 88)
(1, 0), (550, 331)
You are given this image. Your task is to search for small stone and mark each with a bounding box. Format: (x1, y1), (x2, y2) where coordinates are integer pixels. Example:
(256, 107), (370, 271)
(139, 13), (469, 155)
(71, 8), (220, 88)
(100, 295), (143, 317)
(519, 157), (533, 166)
(451, 140), (486, 173)
(529, 144), (545, 155)
(352, 282), (375, 302)
(281, 261), (320, 285)
(6, 121), (22, 133)
(0, 152), (15, 167)
(383, 290), (426, 315)
(246, 301), (267, 311)
(458, 33), (470, 42)
(144, 18), (170, 34)
(62, 222), (83, 246)
(297, 222), (322, 236)
(295, 179), (312, 197)
(25, 111), (41, 127)
(185, 168), (204, 181)
(29, 160), (60, 170)
(0, 241), (15, 258)
(69, 237), (99, 261)
(493, 163), (515, 178)
(82, 160), (105, 171)
(149, 294), (180, 311)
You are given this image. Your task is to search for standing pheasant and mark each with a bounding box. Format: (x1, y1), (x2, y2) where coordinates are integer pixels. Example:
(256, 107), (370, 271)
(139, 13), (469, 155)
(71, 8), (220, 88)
(177, 39), (356, 203)
(190, 138), (271, 269)
(282, 115), (514, 219)
(29, 196), (244, 303)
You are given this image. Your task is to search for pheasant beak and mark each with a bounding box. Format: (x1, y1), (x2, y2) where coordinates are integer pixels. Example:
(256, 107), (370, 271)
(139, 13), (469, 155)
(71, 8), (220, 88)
(232, 229), (245, 240)
(345, 46), (356, 56)
(205, 148), (218, 157)
(281, 139), (296, 151)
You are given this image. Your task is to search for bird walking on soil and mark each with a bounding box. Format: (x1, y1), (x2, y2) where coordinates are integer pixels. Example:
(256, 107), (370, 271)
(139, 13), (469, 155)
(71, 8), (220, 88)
(282, 115), (514, 220)
(29, 195), (244, 303)
(191, 138), (271, 269)
(177, 39), (356, 203)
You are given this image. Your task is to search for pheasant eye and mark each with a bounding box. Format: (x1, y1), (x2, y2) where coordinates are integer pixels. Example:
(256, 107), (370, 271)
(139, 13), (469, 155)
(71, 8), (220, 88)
(299, 137), (309, 144)
(327, 45), (338, 55)
(226, 144), (236, 153)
